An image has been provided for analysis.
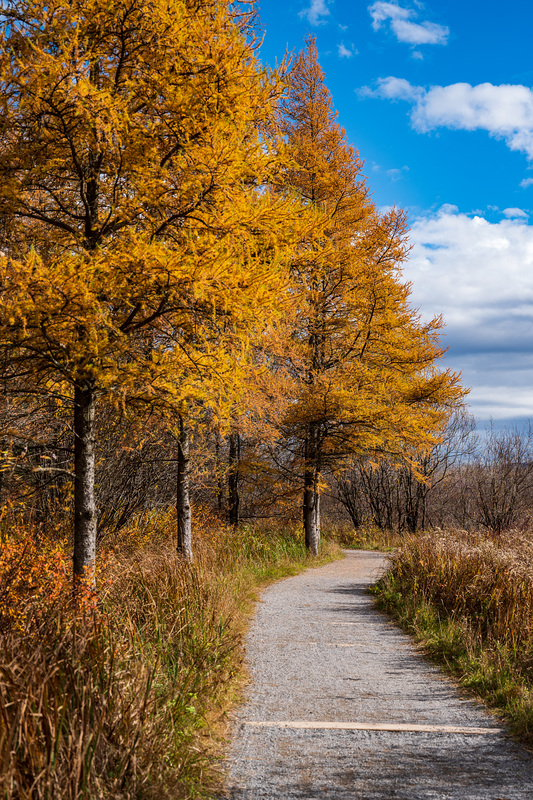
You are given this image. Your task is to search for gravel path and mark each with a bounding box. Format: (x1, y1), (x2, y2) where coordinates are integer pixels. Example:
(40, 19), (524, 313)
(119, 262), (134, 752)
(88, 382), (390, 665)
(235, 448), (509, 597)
(220, 550), (533, 799)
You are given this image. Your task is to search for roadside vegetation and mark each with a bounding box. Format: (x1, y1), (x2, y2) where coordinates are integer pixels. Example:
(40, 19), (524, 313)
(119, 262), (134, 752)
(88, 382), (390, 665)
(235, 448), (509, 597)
(328, 522), (404, 552)
(0, 511), (340, 799)
(373, 529), (533, 745)
(332, 418), (533, 746)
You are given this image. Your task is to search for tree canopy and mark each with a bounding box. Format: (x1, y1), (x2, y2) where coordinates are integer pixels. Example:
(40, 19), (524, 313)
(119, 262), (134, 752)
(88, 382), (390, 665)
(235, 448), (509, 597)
(0, 13), (465, 579)
(0, 0), (307, 581)
(277, 37), (464, 553)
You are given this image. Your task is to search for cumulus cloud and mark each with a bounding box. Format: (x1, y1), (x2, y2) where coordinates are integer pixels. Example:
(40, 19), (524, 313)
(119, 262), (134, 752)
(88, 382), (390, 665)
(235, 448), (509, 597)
(368, 1), (448, 46)
(300, 0), (330, 25)
(366, 77), (533, 160)
(521, 177), (533, 188)
(404, 208), (533, 420)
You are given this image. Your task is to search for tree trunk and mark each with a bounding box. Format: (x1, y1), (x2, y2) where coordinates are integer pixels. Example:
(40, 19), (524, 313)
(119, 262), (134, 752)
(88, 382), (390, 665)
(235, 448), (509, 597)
(176, 415), (193, 561)
(303, 475), (320, 555)
(303, 426), (320, 555)
(420, 489), (428, 530)
(228, 431), (240, 527)
(215, 430), (224, 514)
(73, 380), (97, 589)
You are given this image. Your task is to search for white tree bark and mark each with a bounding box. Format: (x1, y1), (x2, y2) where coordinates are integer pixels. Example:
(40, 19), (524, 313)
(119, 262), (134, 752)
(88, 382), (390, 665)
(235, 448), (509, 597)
(176, 415), (193, 562)
(303, 424), (321, 555)
(73, 380), (97, 588)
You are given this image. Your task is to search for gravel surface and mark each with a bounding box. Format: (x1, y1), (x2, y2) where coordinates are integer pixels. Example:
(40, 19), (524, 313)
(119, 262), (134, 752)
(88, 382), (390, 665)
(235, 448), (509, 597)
(220, 550), (533, 799)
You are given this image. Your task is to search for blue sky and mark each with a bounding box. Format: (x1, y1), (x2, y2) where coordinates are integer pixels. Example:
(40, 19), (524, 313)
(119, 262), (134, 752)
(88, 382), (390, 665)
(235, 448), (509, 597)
(257, 0), (533, 428)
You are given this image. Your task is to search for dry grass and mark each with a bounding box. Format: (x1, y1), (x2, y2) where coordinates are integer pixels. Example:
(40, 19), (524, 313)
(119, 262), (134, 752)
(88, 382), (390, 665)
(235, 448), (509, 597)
(374, 528), (533, 743)
(327, 521), (405, 551)
(0, 512), (341, 799)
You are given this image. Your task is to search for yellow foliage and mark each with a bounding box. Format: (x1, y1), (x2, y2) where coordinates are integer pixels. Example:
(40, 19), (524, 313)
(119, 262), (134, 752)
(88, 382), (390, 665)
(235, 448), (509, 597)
(280, 37), (466, 472)
(0, 0), (314, 578)
(0, 0), (312, 409)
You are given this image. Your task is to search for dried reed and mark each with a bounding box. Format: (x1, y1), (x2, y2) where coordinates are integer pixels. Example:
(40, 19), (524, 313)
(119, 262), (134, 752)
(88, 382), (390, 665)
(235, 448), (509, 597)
(375, 528), (533, 741)
(0, 513), (338, 798)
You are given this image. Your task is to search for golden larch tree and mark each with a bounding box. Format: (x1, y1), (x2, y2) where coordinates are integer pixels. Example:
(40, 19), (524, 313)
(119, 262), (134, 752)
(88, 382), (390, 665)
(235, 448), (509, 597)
(279, 37), (465, 553)
(0, 0), (305, 582)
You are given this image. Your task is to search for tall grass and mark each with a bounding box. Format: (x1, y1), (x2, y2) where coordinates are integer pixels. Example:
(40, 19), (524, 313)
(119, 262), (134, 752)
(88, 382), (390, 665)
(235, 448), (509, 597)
(374, 529), (533, 742)
(330, 522), (404, 551)
(0, 512), (341, 799)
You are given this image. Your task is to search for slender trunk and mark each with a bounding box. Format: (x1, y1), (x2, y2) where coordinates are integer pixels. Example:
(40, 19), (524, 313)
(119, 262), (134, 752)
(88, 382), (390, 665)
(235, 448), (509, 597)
(73, 380), (97, 589)
(420, 487), (428, 531)
(215, 430), (224, 514)
(176, 415), (193, 561)
(303, 476), (320, 555)
(0, 436), (6, 509)
(303, 425), (320, 555)
(228, 431), (240, 527)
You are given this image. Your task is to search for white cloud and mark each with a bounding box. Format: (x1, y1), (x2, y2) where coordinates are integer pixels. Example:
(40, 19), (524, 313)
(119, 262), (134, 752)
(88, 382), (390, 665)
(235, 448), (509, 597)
(386, 165), (409, 181)
(370, 0), (408, 28)
(404, 207), (533, 420)
(367, 78), (533, 160)
(439, 203), (459, 215)
(369, 1), (448, 46)
(337, 42), (356, 58)
(408, 209), (533, 319)
(521, 177), (533, 188)
(467, 383), (533, 423)
(361, 75), (423, 102)
(300, 0), (330, 25)
(412, 83), (533, 138)
(371, 162), (409, 180)
(503, 207), (529, 218)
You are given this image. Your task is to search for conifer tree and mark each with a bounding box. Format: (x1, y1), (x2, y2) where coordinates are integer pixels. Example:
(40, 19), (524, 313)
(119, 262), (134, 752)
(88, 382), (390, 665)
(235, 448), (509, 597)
(0, 0), (304, 582)
(280, 38), (464, 553)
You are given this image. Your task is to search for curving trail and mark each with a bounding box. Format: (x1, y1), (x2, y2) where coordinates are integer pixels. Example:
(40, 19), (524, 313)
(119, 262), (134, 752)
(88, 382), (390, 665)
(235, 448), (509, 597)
(221, 550), (533, 799)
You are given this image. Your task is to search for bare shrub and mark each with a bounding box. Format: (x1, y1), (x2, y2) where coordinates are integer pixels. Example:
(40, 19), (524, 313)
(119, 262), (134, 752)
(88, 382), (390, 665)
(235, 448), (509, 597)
(470, 423), (533, 535)
(332, 410), (477, 533)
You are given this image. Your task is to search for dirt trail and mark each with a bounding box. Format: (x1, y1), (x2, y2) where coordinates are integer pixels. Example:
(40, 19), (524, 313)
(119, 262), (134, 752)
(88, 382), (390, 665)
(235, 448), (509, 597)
(221, 550), (533, 799)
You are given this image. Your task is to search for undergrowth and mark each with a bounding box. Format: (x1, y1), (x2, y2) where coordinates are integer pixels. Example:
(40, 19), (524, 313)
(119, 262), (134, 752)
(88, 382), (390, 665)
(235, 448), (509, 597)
(328, 521), (404, 551)
(0, 511), (341, 799)
(373, 528), (533, 744)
